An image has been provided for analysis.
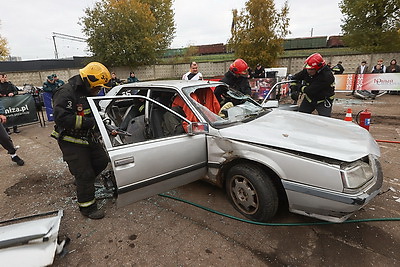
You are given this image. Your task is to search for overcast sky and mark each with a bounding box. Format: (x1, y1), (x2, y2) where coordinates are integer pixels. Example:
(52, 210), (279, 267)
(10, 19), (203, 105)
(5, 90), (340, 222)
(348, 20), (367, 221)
(0, 0), (343, 60)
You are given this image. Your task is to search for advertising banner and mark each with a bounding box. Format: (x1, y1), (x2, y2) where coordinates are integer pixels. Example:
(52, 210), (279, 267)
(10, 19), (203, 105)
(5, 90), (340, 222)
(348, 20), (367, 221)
(333, 74), (356, 91)
(334, 73), (400, 92)
(354, 73), (400, 91)
(249, 78), (289, 101)
(1, 94), (38, 127)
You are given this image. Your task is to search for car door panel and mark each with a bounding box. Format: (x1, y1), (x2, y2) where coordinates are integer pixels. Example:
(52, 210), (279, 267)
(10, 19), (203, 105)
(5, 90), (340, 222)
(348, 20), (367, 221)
(89, 94), (208, 207)
(109, 134), (207, 207)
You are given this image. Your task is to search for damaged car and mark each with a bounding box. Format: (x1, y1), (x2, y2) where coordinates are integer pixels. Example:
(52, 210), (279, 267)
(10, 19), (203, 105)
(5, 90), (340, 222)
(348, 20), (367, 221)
(88, 80), (383, 223)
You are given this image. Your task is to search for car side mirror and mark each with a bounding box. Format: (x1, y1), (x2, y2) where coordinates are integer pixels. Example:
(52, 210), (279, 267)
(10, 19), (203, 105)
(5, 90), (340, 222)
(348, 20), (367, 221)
(186, 122), (209, 135)
(261, 100), (279, 108)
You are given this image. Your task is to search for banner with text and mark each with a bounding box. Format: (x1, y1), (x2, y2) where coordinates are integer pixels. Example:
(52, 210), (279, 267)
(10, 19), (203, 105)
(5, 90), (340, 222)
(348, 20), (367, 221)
(334, 73), (400, 92)
(1, 94), (39, 127)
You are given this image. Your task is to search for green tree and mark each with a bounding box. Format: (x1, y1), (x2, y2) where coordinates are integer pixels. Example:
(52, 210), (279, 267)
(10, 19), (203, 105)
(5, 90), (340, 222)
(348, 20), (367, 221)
(339, 0), (400, 52)
(228, 0), (290, 68)
(0, 21), (10, 61)
(80, 0), (175, 67)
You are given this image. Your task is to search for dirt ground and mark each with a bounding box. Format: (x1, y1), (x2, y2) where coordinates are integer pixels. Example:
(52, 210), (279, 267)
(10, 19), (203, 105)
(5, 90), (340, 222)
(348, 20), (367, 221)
(1, 92), (399, 266)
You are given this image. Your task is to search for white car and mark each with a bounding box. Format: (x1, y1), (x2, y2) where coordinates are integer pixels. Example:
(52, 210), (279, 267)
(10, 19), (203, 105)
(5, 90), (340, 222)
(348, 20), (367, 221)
(88, 80), (383, 223)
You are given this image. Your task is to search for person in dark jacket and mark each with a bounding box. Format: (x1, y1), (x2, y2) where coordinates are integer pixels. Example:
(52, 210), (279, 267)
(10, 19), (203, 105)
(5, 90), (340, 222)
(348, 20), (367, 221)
(386, 59), (400, 94)
(290, 53), (335, 117)
(371, 64), (384, 73)
(386, 59), (400, 73)
(253, 63), (265, 78)
(371, 59), (386, 73)
(51, 62), (111, 219)
(52, 73), (65, 88)
(42, 75), (58, 94)
(0, 100), (24, 166)
(0, 73), (21, 134)
(127, 72), (139, 83)
(331, 61), (345, 74)
(215, 58), (251, 104)
(110, 72), (122, 88)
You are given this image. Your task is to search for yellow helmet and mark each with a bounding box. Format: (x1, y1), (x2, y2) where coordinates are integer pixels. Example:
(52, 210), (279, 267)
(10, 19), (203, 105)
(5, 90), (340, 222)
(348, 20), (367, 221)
(79, 62), (111, 88)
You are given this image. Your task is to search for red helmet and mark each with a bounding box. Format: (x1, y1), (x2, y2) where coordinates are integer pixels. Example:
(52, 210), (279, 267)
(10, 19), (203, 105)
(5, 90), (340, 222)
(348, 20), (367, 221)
(304, 53), (325, 71)
(230, 58), (249, 75)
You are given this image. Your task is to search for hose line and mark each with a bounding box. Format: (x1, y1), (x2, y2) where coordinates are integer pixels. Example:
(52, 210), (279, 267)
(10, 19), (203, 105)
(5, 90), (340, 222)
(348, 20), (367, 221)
(158, 193), (400, 226)
(376, 139), (400, 144)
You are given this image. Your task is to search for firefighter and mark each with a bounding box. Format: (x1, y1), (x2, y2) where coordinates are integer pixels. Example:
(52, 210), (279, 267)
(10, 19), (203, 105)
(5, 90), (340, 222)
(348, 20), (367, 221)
(215, 58), (251, 104)
(51, 62), (111, 219)
(290, 53), (335, 117)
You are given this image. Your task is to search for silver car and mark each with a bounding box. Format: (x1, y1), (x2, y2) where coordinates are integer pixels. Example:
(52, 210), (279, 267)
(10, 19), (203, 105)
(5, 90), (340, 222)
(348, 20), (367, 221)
(88, 80), (383, 223)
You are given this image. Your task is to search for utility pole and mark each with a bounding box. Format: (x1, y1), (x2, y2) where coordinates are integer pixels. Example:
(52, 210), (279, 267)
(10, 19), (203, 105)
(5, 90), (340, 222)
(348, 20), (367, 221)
(52, 32), (87, 59)
(52, 35), (59, 59)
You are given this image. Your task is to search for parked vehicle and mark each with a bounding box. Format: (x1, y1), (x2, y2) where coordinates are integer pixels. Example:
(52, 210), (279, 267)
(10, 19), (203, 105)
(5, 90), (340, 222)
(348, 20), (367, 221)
(89, 80), (382, 223)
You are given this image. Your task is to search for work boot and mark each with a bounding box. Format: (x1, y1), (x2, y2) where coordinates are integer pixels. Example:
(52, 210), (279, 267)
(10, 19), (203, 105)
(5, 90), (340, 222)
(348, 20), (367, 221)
(79, 203), (105, 220)
(11, 155), (25, 166)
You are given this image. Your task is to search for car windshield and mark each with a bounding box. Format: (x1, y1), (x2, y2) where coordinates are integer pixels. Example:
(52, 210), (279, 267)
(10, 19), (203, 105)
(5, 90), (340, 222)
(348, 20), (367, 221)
(182, 85), (268, 127)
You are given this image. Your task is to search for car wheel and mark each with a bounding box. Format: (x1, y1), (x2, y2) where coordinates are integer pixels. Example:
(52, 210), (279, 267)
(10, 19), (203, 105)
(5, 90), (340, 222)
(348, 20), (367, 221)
(225, 164), (279, 222)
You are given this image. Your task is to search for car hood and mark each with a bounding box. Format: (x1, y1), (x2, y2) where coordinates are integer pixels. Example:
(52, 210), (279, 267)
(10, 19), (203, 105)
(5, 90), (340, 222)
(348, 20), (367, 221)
(219, 109), (380, 162)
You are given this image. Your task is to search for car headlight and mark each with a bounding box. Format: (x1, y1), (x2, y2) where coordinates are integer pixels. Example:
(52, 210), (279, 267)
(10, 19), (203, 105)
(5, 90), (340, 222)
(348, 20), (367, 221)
(341, 156), (375, 191)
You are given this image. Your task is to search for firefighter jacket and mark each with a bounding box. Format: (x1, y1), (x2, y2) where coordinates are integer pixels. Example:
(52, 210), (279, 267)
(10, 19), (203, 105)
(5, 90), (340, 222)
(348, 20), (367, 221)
(291, 65), (335, 103)
(331, 63), (344, 74)
(220, 70), (252, 96)
(51, 75), (97, 145)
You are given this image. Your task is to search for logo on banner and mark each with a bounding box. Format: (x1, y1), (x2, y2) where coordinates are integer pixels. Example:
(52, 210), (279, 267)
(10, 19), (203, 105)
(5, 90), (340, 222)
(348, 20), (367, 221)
(373, 78), (394, 85)
(2, 95), (38, 127)
(4, 104), (30, 117)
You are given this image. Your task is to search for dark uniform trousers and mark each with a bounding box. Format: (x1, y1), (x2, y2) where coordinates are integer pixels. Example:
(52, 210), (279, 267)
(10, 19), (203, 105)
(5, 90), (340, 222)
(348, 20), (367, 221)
(299, 98), (333, 117)
(0, 123), (17, 154)
(58, 140), (109, 204)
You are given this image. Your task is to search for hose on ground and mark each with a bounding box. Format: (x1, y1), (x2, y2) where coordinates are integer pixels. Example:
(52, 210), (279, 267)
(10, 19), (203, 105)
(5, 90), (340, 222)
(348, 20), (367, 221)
(158, 193), (400, 226)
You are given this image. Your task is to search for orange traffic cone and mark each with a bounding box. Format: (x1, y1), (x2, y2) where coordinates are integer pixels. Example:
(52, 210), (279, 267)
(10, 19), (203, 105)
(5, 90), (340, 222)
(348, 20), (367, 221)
(344, 108), (352, 121)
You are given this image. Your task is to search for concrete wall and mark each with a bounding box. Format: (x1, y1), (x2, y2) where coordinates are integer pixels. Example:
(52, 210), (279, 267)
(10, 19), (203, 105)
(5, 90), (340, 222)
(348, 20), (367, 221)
(5, 52), (400, 87)
(282, 52), (400, 75)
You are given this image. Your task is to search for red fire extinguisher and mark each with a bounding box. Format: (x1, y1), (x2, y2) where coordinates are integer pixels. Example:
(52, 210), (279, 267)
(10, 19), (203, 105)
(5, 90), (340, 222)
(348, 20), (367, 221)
(356, 109), (371, 131)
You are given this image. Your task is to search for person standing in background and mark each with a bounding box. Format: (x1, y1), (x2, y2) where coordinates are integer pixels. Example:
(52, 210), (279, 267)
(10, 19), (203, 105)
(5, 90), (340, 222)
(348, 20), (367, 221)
(42, 75), (58, 94)
(331, 61), (345, 74)
(253, 63), (265, 78)
(52, 74), (65, 88)
(0, 73), (21, 134)
(110, 72), (122, 88)
(355, 60), (369, 74)
(182, 62), (203, 80)
(386, 59), (400, 73)
(371, 59), (386, 73)
(127, 72), (139, 83)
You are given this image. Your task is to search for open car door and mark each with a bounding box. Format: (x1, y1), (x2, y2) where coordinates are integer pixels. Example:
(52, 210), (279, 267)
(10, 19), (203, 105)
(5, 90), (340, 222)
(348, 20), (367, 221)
(88, 95), (208, 207)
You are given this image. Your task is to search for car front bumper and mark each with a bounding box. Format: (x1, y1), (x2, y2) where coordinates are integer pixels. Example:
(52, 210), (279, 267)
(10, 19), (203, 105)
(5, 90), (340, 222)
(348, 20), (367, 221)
(282, 159), (383, 223)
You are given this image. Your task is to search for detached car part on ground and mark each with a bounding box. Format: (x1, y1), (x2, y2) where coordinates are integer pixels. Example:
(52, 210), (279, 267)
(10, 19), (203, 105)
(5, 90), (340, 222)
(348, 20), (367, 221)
(0, 210), (64, 266)
(89, 80), (382, 223)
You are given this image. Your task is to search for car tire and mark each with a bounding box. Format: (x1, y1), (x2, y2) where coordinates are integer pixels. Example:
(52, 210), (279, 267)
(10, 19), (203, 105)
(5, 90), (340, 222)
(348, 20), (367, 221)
(225, 164), (279, 222)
